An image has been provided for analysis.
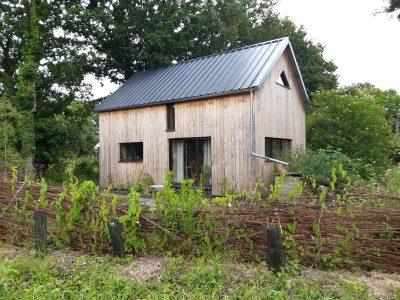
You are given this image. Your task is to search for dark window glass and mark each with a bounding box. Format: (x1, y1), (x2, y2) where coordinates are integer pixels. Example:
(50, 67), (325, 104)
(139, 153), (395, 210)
(169, 137), (212, 187)
(276, 71), (290, 88)
(119, 142), (143, 162)
(265, 138), (291, 158)
(166, 104), (175, 131)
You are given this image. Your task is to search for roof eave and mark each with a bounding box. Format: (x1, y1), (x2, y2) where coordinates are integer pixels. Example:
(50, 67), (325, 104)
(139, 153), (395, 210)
(94, 87), (256, 113)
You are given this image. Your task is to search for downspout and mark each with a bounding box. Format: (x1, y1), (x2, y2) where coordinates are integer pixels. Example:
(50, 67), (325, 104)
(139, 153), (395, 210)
(250, 90), (289, 165)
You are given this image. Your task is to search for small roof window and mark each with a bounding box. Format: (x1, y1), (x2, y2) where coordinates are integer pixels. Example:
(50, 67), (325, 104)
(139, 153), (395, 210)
(276, 71), (290, 88)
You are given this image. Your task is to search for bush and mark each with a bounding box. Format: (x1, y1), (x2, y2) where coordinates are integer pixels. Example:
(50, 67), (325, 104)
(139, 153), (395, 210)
(132, 172), (154, 196)
(280, 148), (356, 186)
(44, 156), (99, 184)
(380, 165), (400, 195)
(307, 89), (393, 175)
(71, 156), (99, 182)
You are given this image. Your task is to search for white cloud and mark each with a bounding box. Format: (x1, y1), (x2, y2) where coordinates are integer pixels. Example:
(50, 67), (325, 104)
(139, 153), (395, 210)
(276, 0), (400, 92)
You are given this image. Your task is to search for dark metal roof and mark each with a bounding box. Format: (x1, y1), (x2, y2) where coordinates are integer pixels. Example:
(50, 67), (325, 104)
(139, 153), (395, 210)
(95, 37), (308, 112)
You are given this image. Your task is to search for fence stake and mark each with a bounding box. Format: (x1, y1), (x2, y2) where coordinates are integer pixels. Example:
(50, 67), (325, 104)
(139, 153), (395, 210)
(266, 226), (285, 272)
(108, 218), (125, 258)
(34, 210), (47, 252)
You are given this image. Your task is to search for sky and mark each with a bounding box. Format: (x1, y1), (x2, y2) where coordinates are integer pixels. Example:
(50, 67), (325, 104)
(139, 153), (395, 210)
(276, 0), (400, 92)
(89, 0), (400, 99)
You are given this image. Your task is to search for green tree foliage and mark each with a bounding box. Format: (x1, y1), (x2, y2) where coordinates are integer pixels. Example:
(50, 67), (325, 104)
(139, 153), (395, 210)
(62, 0), (337, 94)
(1, 0), (337, 175)
(386, 0), (400, 19)
(344, 83), (400, 126)
(14, 0), (41, 172)
(1, 0), (98, 172)
(307, 89), (394, 175)
(0, 98), (23, 169)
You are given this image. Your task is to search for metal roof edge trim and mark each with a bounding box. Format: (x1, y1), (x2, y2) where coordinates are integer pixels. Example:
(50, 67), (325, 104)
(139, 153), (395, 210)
(286, 41), (310, 103)
(248, 37), (309, 104)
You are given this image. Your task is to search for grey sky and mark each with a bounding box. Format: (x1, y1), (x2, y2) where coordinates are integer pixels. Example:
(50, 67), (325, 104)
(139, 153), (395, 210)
(90, 0), (400, 99)
(277, 0), (400, 92)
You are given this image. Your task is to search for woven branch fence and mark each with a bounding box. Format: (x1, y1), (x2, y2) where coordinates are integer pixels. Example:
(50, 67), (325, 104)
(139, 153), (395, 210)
(0, 181), (399, 272)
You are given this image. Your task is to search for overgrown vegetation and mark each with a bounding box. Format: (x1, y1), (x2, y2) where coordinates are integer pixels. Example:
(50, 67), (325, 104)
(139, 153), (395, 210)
(1, 246), (389, 299)
(2, 166), (399, 274)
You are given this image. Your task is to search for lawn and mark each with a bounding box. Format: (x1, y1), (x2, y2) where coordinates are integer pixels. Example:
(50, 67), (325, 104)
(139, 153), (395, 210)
(1, 244), (399, 299)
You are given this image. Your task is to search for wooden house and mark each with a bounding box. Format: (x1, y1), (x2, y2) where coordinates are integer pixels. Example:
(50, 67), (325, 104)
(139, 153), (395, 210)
(95, 37), (308, 195)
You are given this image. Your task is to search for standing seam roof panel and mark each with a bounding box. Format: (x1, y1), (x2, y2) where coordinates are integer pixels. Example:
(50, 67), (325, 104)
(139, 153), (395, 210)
(95, 37), (308, 112)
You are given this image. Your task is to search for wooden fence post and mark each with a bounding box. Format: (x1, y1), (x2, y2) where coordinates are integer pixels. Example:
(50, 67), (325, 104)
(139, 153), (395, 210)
(108, 218), (125, 258)
(266, 226), (285, 272)
(34, 210), (47, 252)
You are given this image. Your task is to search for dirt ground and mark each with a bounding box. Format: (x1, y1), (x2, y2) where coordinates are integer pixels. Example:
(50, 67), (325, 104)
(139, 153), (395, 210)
(1, 245), (399, 299)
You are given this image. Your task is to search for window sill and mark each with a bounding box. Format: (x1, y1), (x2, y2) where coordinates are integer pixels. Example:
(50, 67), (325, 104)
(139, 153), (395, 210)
(166, 129), (175, 132)
(119, 160), (143, 163)
(276, 83), (291, 89)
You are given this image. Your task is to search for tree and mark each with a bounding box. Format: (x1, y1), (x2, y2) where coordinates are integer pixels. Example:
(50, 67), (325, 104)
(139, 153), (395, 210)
(307, 89), (393, 175)
(344, 83), (400, 127)
(1, 0), (338, 174)
(0, 97), (23, 169)
(62, 0), (337, 94)
(14, 0), (41, 173)
(386, 0), (400, 19)
(1, 0), (97, 172)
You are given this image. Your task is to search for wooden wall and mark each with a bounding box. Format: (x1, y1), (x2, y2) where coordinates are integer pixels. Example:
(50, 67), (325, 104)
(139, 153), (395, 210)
(99, 48), (306, 195)
(252, 49), (307, 183)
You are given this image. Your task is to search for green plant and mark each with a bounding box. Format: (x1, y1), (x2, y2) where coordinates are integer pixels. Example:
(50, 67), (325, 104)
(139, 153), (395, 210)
(120, 187), (145, 253)
(380, 164), (400, 195)
(307, 88), (394, 177)
(131, 172), (154, 196)
(268, 171), (286, 200)
(280, 148), (356, 186)
(36, 177), (49, 210)
(71, 156), (99, 182)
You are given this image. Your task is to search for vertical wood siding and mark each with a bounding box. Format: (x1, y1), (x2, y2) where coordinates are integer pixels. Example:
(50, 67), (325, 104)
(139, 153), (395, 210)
(99, 48), (306, 195)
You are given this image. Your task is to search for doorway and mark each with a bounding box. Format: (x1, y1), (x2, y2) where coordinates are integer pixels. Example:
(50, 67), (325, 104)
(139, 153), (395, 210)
(169, 137), (212, 188)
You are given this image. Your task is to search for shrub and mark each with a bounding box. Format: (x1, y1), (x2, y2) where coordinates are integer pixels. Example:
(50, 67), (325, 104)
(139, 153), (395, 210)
(132, 172), (154, 196)
(71, 156), (99, 182)
(380, 165), (400, 195)
(280, 148), (356, 186)
(307, 89), (393, 175)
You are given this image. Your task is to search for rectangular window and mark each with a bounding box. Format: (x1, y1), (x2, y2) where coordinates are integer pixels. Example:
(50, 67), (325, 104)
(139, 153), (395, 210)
(119, 142), (143, 162)
(166, 103), (175, 131)
(265, 138), (291, 158)
(169, 137), (211, 187)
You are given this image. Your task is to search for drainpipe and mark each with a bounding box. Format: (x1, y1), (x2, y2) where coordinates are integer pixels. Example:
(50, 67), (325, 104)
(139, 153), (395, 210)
(250, 90), (289, 165)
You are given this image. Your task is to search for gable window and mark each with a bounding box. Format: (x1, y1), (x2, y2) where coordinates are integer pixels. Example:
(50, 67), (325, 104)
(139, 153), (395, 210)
(119, 142), (143, 162)
(265, 138), (291, 159)
(166, 103), (175, 131)
(276, 71), (290, 88)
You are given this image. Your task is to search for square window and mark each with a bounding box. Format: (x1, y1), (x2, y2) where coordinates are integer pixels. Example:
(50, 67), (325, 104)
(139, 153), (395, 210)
(265, 138), (291, 158)
(119, 142), (143, 162)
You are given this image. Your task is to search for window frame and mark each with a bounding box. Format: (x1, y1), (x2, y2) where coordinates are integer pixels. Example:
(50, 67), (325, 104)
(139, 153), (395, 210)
(119, 142), (143, 163)
(265, 137), (291, 159)
(166, 103), (175, 132)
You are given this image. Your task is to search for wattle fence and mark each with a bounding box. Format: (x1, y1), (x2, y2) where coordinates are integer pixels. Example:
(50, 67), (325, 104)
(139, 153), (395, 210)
(1, 180), (399, 272)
